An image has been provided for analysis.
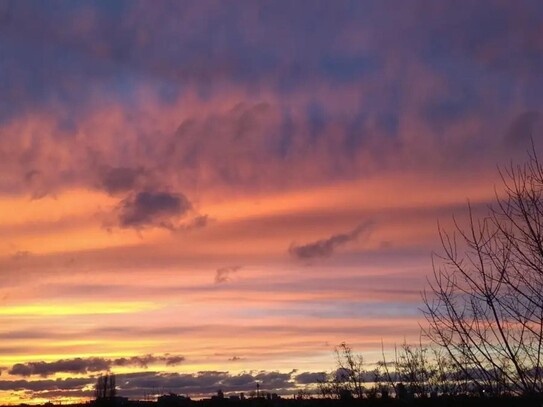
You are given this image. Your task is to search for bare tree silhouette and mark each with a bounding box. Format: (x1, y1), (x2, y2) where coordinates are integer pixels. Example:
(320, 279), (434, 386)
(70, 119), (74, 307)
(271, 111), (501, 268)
(423, 148), (543, 397)
(318, 342), (366, 399)
(95, 373), (117, 401)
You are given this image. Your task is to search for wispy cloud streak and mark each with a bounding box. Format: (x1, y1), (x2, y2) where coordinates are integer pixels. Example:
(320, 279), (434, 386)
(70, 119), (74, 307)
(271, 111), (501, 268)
(289, 222), (374, 259)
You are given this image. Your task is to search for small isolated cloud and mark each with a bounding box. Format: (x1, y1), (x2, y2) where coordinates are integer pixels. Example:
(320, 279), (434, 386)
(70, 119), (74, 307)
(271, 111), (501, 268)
(8, 354), (185, 377)
(100, 167), (144, 195)
(117, 191), (192, 229)
(214, 266), (242, 284)
(289, 221), (374, 259)
(228, 356), (242, 362)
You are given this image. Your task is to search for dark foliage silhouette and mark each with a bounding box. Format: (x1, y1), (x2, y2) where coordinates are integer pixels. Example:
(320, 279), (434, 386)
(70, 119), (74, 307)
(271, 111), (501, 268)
(95, 373), (117, 401)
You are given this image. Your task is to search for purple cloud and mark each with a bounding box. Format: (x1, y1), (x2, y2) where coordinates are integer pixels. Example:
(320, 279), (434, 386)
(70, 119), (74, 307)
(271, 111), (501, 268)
(117, 191), (192, 229)
(289, 222), (374, 259)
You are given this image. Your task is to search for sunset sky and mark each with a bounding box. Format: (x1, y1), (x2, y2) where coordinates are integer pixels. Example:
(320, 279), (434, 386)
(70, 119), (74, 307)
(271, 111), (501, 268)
(1, 0), (543, 404)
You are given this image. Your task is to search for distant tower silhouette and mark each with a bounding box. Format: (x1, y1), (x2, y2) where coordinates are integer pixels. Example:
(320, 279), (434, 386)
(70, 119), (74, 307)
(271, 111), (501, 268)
(256, 382), (260, 398)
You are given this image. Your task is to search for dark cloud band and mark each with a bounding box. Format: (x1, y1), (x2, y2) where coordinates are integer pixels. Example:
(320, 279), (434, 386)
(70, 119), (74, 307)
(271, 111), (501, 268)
(0, 369), (325, 397)
(9, 354), (185, 378)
